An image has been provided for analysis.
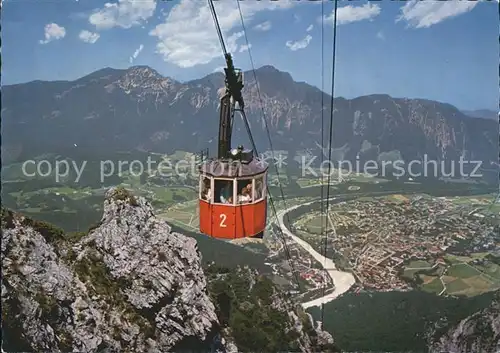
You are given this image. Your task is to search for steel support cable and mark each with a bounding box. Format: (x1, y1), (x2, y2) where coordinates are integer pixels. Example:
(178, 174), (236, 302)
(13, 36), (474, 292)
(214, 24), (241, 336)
(320, 0), (327, 291)
(235, 0), (290, 215)
(321, 0), (339, 326)
(236, 0), (300, 290)
(238, 116), (304, 316)
(235, 1), (303, 291)
(239, 109), (302, 290)
(208, 0), (228, 57)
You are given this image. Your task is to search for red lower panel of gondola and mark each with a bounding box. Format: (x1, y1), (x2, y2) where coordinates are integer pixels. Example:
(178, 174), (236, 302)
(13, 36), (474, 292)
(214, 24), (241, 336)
(199, 199), (266, 239)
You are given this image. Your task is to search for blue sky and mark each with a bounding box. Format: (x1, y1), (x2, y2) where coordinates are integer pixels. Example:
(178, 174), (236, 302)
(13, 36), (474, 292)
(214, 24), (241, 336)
(2, 0), (498, 111)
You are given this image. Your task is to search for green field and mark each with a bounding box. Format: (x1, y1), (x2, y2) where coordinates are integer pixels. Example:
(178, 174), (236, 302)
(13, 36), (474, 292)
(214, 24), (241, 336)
(293, 212), (332, 236)
(487, 203), (500, 215)
(408, 260), (432, 268)
(460, 276), (500, 296)
(9, 186), (95, 202)
(296, 178), (332, 188)
(403, 261), (433, 279)
(444, 252), (490, 264)
(406, 259), (500, 297)
(349, 174), (389, 183)
(295, 172), (389, 188)
(449, 194), (495, 205)
(148, 185), (196, 203)
(304, 215), (325, 234)
(448, 194), (499, 220)
(387, 194), (410, 203)
(446, 264), (482, 279)
(403, 270), (418, 279)
(475, 263), (500, 280)
(166, 210), (195, 224)
(445, 278), (470, 293)
(421, 278), (444, 293)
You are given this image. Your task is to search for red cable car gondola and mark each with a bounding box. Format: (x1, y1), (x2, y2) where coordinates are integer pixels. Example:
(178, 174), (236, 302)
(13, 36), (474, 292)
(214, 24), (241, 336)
(198, 53), (268, 239)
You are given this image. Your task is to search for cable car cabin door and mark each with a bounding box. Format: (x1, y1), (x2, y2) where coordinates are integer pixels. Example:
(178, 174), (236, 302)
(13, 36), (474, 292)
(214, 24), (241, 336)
(211, 204), (236, 239)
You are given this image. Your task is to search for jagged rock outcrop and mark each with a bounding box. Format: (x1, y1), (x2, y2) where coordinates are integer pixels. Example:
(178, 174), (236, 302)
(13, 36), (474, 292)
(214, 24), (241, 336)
(1, 187), (335, 352)
(1, 187), (228, 352)
(429, 292), (500, 353)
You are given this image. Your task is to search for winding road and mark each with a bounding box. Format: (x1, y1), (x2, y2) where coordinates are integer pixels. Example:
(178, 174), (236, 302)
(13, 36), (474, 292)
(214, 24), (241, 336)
(276, 198), (356, 309)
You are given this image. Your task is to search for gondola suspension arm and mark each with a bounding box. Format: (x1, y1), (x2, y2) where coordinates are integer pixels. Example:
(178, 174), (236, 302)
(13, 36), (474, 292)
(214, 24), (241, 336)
(208, 0), (246, 159)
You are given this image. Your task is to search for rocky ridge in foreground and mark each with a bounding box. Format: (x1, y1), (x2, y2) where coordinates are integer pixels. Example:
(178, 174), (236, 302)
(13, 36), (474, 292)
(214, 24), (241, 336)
(1, 186), (336, 352)
(429, 291), (500, 353)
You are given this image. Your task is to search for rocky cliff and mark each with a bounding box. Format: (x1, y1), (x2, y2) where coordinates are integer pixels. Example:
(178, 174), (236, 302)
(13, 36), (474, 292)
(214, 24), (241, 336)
(1, 186), (336, 352)
(205, 264), (337, 353)
(429, 292), (500, 353)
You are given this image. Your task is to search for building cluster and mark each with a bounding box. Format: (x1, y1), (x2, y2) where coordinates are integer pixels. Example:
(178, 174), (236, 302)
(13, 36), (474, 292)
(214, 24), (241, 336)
(467, 223), (500, 253)
(296, 195), (496, 291)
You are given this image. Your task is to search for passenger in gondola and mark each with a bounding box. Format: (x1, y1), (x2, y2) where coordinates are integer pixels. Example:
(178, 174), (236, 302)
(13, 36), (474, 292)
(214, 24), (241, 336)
(220, 183), (232, 204)
(245, 183), (253, 199)
(237, 189), (250, 203)
(237, 183), (252, 203)
(202, 179), (211, 201)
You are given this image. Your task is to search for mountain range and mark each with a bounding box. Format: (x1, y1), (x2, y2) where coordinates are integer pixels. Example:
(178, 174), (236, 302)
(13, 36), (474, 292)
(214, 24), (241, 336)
(2, 65), (498, 173)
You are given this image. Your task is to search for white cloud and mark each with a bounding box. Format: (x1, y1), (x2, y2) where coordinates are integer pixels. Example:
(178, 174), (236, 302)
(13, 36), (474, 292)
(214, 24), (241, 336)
(376, 31), (385, 40)
(306, 24), (313, 32)
(239, 43), (252, 53)
(285, 34), (312, 51)
(89, 0), (156, 30)
(254, 20), (271, 31)
(323, 3), (381, 25)
(129, 44), (144, 63)
(149, 0), (303, 68)
(396, 0), (479, 28)
(79, 30), (100, 43)
(39, 23), (66, 44)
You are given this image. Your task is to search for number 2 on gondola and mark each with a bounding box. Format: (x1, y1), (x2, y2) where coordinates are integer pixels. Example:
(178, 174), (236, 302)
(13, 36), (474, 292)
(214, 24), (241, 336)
(219, 213), (227, 227)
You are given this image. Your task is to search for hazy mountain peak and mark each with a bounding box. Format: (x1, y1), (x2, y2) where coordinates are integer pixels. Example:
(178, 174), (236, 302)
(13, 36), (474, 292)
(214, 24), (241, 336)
(114, 66), (180, 95)
(256, 65), (281, 73)
(193, 71), (225, 87)
(66, 67), (125, 86)
(254, 65), (293, 82)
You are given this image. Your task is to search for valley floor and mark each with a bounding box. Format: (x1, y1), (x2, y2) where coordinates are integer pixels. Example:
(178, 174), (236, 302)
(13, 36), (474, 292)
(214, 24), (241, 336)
(3, 157), (499, 303)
